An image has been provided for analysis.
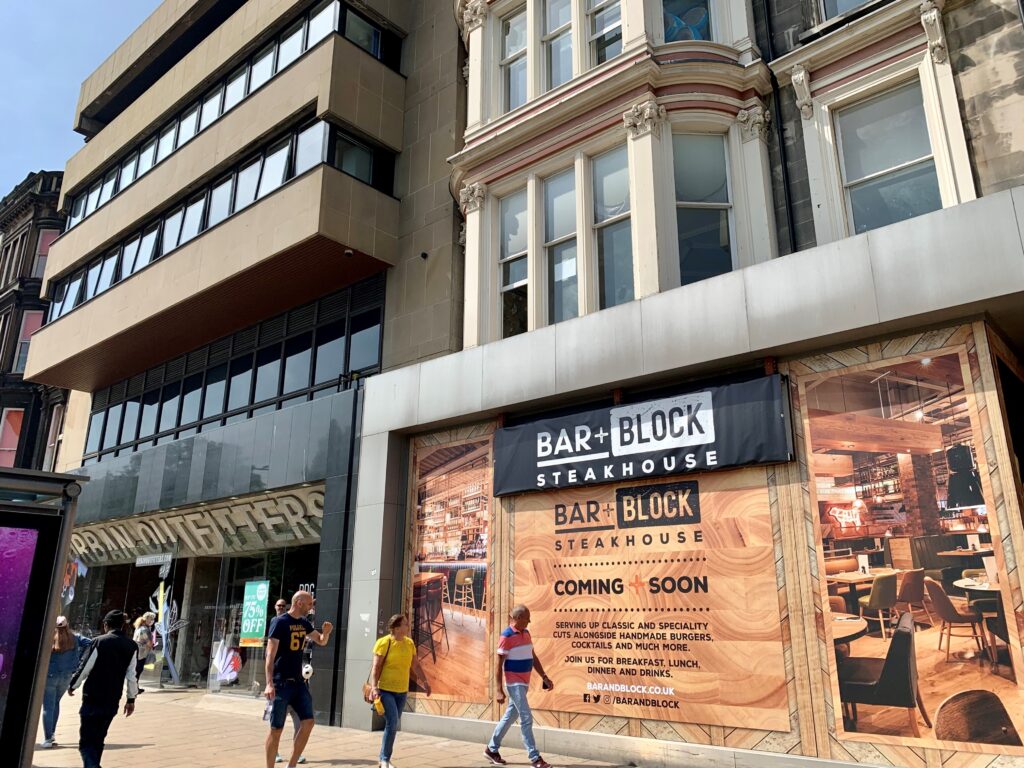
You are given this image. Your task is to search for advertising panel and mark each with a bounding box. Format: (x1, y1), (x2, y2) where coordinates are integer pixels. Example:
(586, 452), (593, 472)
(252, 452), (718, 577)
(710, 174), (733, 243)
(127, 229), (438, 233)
(0, 526), (38, 731)
(240, 580), (271, 648)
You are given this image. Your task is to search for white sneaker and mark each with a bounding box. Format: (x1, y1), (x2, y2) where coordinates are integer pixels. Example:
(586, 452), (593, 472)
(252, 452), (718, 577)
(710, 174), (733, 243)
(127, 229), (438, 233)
(40, 739), (55, 749)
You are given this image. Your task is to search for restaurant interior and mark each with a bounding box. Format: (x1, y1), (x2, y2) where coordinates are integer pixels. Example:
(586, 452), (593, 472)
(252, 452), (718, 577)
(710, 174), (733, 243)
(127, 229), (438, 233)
(807, 352), (1024, 746)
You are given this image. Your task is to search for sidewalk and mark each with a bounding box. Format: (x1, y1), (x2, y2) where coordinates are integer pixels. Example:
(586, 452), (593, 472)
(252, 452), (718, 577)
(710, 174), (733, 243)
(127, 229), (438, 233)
(32, 689), (618, 768)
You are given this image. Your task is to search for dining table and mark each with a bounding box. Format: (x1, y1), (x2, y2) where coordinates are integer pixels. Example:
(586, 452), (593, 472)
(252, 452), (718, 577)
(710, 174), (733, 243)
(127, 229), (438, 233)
(952, 576), (1000, 594)
(826, 568), (901, 613)
(936, 548), (994, 559)
(831, 613), (869, 644)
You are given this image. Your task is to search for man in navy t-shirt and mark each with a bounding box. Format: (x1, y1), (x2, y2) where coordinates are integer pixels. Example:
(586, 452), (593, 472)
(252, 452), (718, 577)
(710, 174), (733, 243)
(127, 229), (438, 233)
(264, 591), (332, 768)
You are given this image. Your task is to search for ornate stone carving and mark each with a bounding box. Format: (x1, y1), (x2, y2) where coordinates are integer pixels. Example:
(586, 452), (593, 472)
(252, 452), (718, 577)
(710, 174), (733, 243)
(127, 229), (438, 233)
(462, 61), (470, 85)
(459, 182), (487, 213)
(737, 105), (771, 142)
(462, 0), (487, 35)
(622, 99), (667, 139)
(791, 65), (813, 120)
(458, 221), (467, 246)
(919, 0), (948, 64)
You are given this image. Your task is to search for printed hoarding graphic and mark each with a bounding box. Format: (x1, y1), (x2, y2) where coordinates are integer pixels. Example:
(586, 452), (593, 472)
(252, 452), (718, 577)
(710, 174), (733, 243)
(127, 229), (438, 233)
(493, 375), (791, 496)
(514, 468), (789, 731)
(240, 580), (271, 648)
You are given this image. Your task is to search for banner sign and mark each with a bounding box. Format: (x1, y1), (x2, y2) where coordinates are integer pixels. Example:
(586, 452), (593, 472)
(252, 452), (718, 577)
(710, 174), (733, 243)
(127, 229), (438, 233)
(493, 375), (792, 496)
(240, 580), (270, 648)
(514, 469), (789, 730)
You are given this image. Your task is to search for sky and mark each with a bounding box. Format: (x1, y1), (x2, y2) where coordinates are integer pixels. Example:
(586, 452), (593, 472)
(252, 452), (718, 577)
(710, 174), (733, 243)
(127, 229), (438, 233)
(0, 1), (164, 197)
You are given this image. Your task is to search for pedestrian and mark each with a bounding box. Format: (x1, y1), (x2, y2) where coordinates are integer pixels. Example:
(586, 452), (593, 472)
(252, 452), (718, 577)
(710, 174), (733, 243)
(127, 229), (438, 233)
(39, 616), (91, 748)
(483, 604), (554, 768)
(272, 598), (306, 765)
(68, 610), (139, 768)
(367, 614), (432, 768)
(131, 612), (157, 692)
(264, 591), (333, 768)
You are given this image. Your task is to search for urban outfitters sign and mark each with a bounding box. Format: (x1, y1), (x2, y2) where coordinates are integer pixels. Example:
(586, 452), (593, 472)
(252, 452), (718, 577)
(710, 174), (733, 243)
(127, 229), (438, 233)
(514, 469), (789, 730)
(493, 375), (792, 496)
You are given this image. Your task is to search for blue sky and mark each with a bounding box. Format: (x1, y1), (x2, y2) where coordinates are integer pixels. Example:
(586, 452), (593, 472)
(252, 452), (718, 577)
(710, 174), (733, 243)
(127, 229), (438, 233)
(0, 1), (163, 197)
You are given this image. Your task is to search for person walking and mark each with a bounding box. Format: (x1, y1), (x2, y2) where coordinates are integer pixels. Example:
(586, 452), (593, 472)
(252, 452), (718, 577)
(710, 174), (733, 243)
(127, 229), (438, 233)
(483, 604), (553, 768)
(39, 616), (91, 748)
(367, 614), (432, 768)
(131, 612), (157, 692)
(68, 610), (139, 768)
(264, 591), (332, 768)
(271, 599), (306, 765)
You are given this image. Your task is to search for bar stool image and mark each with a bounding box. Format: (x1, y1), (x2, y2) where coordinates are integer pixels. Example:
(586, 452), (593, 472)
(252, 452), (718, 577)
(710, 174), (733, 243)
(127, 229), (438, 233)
(440, 572), (452, 619)
(453, 568), (478, 625)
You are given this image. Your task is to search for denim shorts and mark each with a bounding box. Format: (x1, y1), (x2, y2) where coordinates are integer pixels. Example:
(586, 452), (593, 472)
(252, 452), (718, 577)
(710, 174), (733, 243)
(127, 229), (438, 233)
(270, 679), (313, 729)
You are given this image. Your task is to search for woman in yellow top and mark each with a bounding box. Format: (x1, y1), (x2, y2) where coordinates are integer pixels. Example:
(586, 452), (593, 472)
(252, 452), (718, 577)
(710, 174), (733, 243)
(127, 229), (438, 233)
(369, 614), (431, 768)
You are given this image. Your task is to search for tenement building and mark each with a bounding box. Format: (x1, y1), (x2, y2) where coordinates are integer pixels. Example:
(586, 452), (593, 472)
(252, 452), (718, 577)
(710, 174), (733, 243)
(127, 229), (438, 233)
(0, 171), (67, 471)
(24, 0), (462, 724)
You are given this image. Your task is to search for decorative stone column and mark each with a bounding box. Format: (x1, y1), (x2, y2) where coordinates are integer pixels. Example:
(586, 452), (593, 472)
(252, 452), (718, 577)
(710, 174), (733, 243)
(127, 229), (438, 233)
(459, 181), (488, 347)
(736, 104), (779, 265)
(462, 0), (488, 131)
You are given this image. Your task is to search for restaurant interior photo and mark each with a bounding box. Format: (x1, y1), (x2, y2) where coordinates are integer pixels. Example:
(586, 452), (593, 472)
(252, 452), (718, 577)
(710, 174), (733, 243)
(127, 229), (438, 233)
(806, 351), (1024, 746)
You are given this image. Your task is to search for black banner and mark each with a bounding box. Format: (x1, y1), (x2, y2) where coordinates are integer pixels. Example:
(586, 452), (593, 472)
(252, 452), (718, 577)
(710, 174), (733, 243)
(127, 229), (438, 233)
(493, 375), (792, 496)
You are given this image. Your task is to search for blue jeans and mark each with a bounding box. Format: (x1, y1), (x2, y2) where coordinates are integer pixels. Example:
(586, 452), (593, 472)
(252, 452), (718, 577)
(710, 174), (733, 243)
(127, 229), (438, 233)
(488, 685), (539, 762)
(378, 690), (407, 761)
(42, 671), (73, 740)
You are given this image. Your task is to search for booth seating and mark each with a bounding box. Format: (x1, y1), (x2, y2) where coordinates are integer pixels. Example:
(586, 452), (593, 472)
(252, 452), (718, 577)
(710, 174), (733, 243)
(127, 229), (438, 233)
(825, 555), (859, 600)
(910, 535), (965, 590)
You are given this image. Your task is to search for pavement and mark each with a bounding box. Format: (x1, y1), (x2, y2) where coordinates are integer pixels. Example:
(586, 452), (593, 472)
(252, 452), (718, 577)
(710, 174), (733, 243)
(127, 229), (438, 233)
(32, 689), (618, 768)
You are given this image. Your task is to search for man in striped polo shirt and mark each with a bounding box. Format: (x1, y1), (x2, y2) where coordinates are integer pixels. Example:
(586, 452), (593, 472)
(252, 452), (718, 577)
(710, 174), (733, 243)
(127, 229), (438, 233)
(484, 604), (554, 768)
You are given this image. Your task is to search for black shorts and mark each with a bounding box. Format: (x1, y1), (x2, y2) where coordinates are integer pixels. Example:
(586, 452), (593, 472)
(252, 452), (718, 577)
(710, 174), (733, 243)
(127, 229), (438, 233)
(270, 679), (313, 729)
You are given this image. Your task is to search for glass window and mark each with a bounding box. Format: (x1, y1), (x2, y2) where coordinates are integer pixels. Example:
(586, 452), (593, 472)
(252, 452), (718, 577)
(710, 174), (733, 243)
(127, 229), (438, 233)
(137, 138), (157, 176)
(14, 311), (43, 374)
(157, 122), (177, 162)
(499, 189), (529, 338)
(588, 0), (622, 65)
(33, 229), (58, 279)
(349, 309), (381, 371)
(295, 122), (328, 176)
(62, 272), (84, 316)
(823, 0), (871, 18)
(835, 80), (941, 234)
(120, 235), (141, 278)
(84, 259), (104, 301)
(85, 410), (104, 455)
(200, 86), (223, 131)
(180, 373), (204, 426)
(254, 345), (282, 402)
(162, 208), (184, 255)
(235, 158), (262, 211)
(103, 403), (123, 451)
(84, 183), (101, 216)
(179, 195), (207, 245)
(345, 9), (380, 56)
(69, 195), (86, 228)
(119, 152), (138, 190)
(98, 169), (118, 206)
(663, 0), (711, 41)
(278, 22), (305, 70)
(313, 320), (346, 385)
(227, 355), (254, 412)
(544, 0), (573, 91)
(249, 46), (276, 92)
(673, 133), (732, 285)
(120, 398), (140, 445)
(177, 104), (200, 145)
(208, 176), (234, 228)
(158, 381), (181, 434)
(42, 404), (64, 471)
(501, 10), (528, 112)
(48, 282), (67, 323)
(96, 250), (119, 294)
(308, 0), (339, 46)
(544, 169), (578, 323)
(593, 145), (633, 308)
(224, 66), (248, 112)
(257, 141), (291, 199)
(333, 134), (373, 183)
(282, 332), (313, 393)
(203, 363), (228, 419)
(138, 389), (160, 439)
(0, 409), (24, 468)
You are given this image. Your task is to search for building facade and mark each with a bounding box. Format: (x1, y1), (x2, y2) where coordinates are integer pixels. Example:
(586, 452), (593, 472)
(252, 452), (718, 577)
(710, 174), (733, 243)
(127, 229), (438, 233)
(0, 171), (68, 472)
(24, 0), (463, 725)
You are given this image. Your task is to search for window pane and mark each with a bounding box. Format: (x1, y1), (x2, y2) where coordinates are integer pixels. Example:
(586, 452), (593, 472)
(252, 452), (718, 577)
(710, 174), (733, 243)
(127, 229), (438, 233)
(98, 170), (117, 206)
(678, 207), (731, 285)
(62, 274), (83, 315)
(158, 382), (182, 433)
(282, 332), (313, 393)
(503, 10), (527, 56)
(178, 104), (200, 145)
(138, 389), (160, 439)
(663, 0), (711, 41)
(597, 218), (634, 308)
(179, 196), (206, 245)
(547, 0), (572, 29)
(334, 134), (373, 183)
(673, 134), (728, 203)
(502, 285), (528, 338)
(135, 226), (159, 272)
(157, 122), (177, 161)
(85, 259), (103, 300)
(85, 410), (105, 454)
(278, 23), (305, 70)
(180, 373), (203, 425)
(505, 56), (528, 111)
(547, 32), (573, 90)
(313, 320), (346, 385)
(224, 66), (248, 111)
(137, 139), (157, 176)
(258, 143), (291, 198)
(500, 189), (528, 259)
(85, 184), (101, 215)
(235, 159), (262, 210)
(227, 355), (254, 411)
(120, 398), (140, 445)
(69, 196), (85, 227)
(544, 169), (575, 242)
(591, 2), (622, 63)
(119, 153), (138, 189)
(96, 251), (119, 294)
(103, 403), (123, 450)
(345, 9), (380, 56)
(309, 0), (339, 46)
(593, 145), (630, 221)
(200, 87), (223, 131)
(296, 122), (328, 176)
(349, 309), (381, 370)
(121, 236), (140, 277)
(837, 81), (932, 182)
(162, 208), (184, 254)
(203, 364), (227, 419)
(548, 239), (578, 323)
(823, 0), (871, 18)
(208, 177), (233, 227)
(848, 160), (941, 234)
(254, 345), (282, 402)
(250, 47), (276, 92)
(502, 256), (528, 288)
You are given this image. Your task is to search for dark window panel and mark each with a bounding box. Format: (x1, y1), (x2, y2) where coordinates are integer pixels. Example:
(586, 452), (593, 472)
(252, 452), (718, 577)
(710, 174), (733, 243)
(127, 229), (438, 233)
(253, 344), (283, 402)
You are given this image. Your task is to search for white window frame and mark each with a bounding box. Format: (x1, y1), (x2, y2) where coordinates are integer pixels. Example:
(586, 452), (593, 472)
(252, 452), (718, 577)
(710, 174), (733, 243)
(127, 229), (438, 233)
(497, 188), (530, 338)
(586, 0), (623, 68)
(542, 0), (574, 92)
(542, 167), (580, 324)
(800, 49), (975, 244)
(43, 403), (65, 472)
(499, 6), (529, 114)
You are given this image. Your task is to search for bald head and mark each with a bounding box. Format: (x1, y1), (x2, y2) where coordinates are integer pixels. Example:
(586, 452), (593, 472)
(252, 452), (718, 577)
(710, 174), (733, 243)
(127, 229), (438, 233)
(510, 603), (531, 629)
(290, 590), (314, 617)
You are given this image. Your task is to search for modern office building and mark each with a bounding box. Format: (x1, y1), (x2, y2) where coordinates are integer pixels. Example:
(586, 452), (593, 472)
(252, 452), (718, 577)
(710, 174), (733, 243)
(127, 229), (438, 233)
(24, 0), (463, 725)
(0, 171), (68, 472)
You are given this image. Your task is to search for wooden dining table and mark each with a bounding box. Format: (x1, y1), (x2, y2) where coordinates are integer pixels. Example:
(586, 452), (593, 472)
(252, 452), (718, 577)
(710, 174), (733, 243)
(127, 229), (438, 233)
(952, 577), (1000, 594)
(827, 568), (901, 612)
(412, 572), (445, 587)
(831, 613), (869, 643)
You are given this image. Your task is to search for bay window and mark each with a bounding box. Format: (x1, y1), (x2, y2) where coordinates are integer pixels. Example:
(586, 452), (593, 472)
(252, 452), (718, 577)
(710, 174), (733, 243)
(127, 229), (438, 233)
(501, 9), (528, 112)
(673, 133), (733, 284)
(592, 145), (633, 308)
(499, 189), (529, 337)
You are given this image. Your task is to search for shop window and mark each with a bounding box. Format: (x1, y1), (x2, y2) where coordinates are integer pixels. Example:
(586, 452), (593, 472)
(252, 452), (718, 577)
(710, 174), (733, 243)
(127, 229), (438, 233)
(673, 133), (733, 285)
(501, 9), (528, 113)
(663, 0), (711, 41)
(588, 0), (622, 66)
(14, 311), (43, 374)
(0, 408), (23, 468)
(544, 0), (573, 90)
(544, 169), (578, 323)
(593, 144), (633, 309)
(499, 189), (529, 338)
